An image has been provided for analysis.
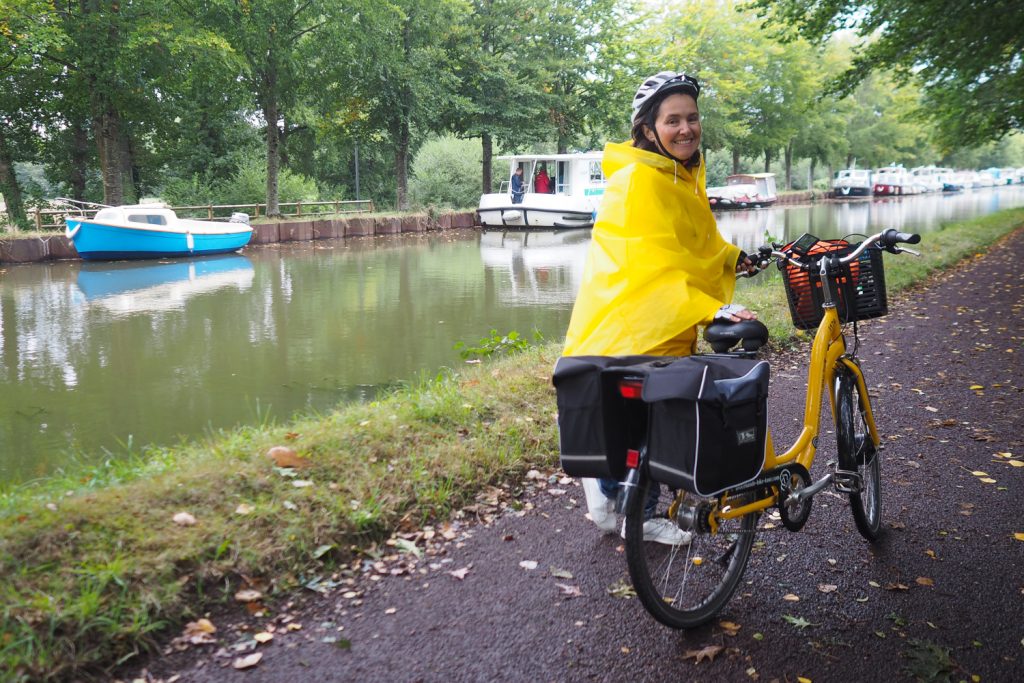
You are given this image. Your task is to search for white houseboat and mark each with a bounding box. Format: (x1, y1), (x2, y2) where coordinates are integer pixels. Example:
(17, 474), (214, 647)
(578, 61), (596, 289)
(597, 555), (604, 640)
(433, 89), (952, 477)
(706, 173), (778, 209)
(478, 153), (605, 229)
(832, 168), (872, 197)
(873, 166), (917, 196)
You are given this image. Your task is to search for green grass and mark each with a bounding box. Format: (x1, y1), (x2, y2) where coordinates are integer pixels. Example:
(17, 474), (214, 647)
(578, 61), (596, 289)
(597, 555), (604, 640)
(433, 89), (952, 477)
(1, 208), (1022, 681)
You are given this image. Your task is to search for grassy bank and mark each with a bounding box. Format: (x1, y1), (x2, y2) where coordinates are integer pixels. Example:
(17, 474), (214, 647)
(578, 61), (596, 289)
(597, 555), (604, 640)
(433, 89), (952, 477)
(2, 209), (1022, 680)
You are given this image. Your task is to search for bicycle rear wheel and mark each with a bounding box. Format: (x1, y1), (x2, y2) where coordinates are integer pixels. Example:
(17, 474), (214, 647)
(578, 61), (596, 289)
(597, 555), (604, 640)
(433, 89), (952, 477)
(835, 369), (882, 540)
(624, 475), (757, 629)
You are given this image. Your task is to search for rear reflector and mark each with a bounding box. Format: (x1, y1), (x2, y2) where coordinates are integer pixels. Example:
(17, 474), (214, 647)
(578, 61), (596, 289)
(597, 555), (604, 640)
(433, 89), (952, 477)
(618, 379), (643, 399)
(626, 449), (640, 468)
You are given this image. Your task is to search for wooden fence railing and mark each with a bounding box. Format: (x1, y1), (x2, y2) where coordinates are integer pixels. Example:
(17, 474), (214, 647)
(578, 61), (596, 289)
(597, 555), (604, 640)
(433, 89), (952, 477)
(29, 199), (375, 231)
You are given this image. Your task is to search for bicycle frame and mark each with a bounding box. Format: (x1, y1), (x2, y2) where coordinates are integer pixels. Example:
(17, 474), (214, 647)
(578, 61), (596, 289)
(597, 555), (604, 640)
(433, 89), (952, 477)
(715, 278), (881, 522)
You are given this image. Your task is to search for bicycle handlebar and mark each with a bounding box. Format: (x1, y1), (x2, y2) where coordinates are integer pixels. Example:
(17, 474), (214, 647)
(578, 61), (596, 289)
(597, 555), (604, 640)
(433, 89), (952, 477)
(737, 228), (921, 278)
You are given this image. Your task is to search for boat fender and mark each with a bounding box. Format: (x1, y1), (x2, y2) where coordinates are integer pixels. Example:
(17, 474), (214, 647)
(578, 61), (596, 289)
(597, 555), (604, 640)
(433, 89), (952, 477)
(186, 231), (195, 251)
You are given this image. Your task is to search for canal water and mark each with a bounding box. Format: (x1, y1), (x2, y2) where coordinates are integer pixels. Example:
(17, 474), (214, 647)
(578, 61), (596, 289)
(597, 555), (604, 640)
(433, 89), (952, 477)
(3, 186), (1023, 483)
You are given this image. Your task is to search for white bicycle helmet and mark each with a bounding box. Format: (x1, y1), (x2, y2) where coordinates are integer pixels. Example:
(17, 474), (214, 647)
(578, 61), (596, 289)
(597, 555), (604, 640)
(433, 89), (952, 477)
(631, 71), (700, 125)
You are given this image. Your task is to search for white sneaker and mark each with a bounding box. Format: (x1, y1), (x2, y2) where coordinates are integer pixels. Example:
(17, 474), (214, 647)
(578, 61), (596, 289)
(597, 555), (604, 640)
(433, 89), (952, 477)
(581, 478), (618, 533)
(621, 517), (693, 546)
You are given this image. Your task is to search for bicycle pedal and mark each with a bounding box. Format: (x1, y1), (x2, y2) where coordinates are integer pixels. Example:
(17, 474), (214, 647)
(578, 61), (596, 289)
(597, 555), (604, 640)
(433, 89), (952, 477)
(833, 469), (862, 494)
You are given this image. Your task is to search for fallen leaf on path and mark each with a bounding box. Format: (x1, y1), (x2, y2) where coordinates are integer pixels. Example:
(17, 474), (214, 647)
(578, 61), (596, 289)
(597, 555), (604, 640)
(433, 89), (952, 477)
(782, 593), (800, 601)
(916, 577), (935, 586)
(555, 583), (582, 598)
(234, 589), (263, 603)
(682, 644), (724, 663)
(253, 632), (273, 644)
(782, 614), (814, 629)
(971, 471), (989, 476)
(817, 584), (838, 593)
(1007, 460), (1023, 467)
(1013, 532), (1024, 542)
(718, 620), (741, 636)
(925, 406), (939, 413)
(884, 583), (910, 591)
(235, 504), (254, 515)
(448, 566), (471, 580)
(549, 567), (574, 579)
(608, 579), (636, 599)
(519, 560), (538, 570)
(979, 478), (997, 484)
(232, 652), (263, 670)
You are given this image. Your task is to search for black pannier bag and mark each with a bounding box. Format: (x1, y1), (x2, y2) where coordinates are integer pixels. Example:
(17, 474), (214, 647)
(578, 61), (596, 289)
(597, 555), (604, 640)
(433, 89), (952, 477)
(552, 355), (658, 479)
(639, 356), (769, 496)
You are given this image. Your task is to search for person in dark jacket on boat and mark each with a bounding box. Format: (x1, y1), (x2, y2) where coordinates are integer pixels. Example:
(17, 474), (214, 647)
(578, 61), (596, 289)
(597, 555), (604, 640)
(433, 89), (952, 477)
(510, 167), (525, 204)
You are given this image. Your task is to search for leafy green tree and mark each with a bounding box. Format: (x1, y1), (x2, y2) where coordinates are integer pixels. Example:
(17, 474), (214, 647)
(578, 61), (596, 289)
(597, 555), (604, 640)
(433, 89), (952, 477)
(535, 0), (637, 153)
(751, 0), (1024, 148)
(839, 71), (936, 170)
(447, 0), (550, 194)
(186, 0), (345, 216)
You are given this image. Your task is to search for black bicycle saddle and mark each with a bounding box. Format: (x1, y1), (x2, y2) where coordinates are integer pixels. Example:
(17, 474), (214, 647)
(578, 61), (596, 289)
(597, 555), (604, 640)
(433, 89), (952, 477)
(704, 319), (770, 353)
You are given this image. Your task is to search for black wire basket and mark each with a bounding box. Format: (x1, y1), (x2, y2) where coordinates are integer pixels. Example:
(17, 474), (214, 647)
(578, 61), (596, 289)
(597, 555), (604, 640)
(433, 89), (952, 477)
(782, 240), (888, 330)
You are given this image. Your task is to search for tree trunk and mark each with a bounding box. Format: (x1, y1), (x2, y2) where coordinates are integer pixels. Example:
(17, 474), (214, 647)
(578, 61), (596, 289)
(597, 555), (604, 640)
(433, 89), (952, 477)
(763, 149), (772, 173)
(784, 141), (793, 190)
(846, 153), (854, 168)
(264, 96), (280, 216)
(481, 131), (493, 194)
(120, 128), (139, 204)
(0, 129), (27, 227)
(70, 121), (89, 201)
(808, 157), (817, 191)
(395, 115), (410, 210)
(732, 148), (740, 174)
(91, 101), (124, 206)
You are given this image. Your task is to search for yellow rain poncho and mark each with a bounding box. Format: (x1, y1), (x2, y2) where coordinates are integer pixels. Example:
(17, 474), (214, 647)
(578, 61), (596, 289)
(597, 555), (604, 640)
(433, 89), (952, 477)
(563, 141), (741, 356)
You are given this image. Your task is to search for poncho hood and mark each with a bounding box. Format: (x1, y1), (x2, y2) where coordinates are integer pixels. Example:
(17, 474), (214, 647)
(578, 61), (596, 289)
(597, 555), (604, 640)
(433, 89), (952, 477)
(562, 141), (741, 356)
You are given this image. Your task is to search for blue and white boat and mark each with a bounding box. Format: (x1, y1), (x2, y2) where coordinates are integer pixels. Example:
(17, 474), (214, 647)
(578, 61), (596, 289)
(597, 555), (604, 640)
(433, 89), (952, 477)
(64, 202), (252, 260)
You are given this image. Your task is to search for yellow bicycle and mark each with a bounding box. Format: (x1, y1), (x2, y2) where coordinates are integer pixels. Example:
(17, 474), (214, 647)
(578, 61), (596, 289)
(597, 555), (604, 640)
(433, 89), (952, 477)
(615, 228), (921, 629)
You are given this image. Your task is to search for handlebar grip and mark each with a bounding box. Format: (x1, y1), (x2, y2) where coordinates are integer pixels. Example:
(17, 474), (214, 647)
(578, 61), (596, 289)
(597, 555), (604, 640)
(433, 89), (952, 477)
(881, 228), (921, 247)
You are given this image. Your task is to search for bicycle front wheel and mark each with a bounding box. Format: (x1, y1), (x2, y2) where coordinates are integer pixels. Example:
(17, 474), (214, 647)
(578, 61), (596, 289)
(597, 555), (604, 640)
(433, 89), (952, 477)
(624, 475), (757, 629)
(835, 369), (882, 540)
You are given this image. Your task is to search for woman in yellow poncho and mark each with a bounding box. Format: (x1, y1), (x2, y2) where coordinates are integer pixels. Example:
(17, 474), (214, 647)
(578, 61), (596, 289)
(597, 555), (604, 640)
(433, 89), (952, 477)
(565, 71), (756, 543)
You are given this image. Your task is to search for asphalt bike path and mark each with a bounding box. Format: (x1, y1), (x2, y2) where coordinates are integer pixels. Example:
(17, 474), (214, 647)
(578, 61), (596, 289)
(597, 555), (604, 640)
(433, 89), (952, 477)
(134, 229), (1024, 682)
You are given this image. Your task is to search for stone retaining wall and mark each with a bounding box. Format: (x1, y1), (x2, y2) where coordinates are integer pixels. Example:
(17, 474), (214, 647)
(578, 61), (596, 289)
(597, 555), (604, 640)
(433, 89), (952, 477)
(0, 210), (480, 264)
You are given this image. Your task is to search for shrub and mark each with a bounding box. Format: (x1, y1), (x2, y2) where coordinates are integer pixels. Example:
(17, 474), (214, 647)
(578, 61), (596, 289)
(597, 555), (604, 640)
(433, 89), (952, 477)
(409, 136), (483, 210)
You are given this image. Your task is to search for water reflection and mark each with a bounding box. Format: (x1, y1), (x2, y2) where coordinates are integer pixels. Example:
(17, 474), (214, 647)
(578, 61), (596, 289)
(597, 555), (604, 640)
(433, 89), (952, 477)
(479, 229), (589, 305)
(76, 255), (254, 315)
(2, 186), (1023, 483)
(714, 184), (1024, 249)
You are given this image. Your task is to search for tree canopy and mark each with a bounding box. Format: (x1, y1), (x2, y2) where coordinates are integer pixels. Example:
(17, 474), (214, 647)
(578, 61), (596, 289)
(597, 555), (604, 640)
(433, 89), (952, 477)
(0, 0), (1021, 225)
(750, 0), (1024, 148)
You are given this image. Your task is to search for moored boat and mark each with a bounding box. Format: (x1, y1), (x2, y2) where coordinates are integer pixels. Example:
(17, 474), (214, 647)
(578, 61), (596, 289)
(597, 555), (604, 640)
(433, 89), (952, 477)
(832, 168), (872, 197)
(707, 173), (778, 209)
(64, 201), (252, 260)
(478, 153), (605, 229)
(873, 165), (915, 196)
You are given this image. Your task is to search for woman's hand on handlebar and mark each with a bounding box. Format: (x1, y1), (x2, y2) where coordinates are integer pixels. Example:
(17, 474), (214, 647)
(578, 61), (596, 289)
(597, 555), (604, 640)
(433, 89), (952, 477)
(736, 251), (759, 275)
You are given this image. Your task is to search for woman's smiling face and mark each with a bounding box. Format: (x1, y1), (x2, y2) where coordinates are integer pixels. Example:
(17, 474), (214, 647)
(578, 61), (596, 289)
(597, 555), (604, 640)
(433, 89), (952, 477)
(644, 93), (701, 160)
